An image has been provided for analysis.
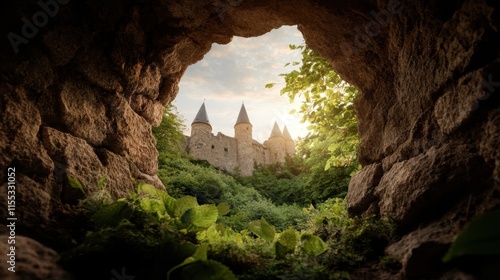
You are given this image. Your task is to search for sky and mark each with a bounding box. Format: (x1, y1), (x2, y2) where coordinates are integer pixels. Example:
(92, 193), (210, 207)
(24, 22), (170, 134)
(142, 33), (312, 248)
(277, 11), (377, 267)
(172, 25), (309, 143)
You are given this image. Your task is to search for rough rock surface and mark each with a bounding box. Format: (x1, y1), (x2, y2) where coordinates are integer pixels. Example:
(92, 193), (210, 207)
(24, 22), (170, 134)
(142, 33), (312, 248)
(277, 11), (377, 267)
(0, 0), (499, 278)
(346, 163), (383, 214)
(0, 236), (72, 280)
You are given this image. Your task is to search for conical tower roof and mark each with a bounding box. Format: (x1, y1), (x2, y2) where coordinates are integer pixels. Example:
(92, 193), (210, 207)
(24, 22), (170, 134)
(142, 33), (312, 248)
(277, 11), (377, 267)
(235, 103), (251, 127)
(283, 125), (293, 140)
(270, 122), (283, 138)
(192, 102), (211, 126)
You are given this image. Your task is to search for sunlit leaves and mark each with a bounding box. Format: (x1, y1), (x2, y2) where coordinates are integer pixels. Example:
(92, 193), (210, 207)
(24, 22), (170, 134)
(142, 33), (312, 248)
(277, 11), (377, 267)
(182, 205), (219, 228)
(276, 228), (298, 259)
(300, 233), (327, 256)
(248, 217), (276, 243)
(175, 196), (199, 217)
(272, 44), (360, 171)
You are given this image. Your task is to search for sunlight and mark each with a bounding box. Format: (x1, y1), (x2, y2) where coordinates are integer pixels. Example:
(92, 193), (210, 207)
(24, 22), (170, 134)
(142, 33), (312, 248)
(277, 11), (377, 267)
(173, 25), (309, 142)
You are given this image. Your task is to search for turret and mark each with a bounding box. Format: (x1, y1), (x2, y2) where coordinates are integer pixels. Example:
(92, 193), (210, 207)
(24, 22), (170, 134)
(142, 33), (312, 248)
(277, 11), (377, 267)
(189, 102), (212, 160)
(266, 122), (286, 163)
(234, 104), (254, 176)
(283, 125), (296, 156)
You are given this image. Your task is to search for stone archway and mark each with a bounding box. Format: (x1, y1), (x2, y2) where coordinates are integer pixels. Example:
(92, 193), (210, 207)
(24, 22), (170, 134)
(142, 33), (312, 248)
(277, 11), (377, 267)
(0, 0), (499, 277)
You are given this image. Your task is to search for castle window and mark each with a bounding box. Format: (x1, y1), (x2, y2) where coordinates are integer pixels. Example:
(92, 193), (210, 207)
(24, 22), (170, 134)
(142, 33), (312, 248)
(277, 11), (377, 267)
(211, 145), (215, 149)
(224, 148), (228, 152)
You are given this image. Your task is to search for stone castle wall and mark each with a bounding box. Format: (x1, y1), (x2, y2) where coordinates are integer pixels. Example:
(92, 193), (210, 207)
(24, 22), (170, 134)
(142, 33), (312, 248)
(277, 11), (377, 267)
(187, 125), (288, 175)
(264, 136), (287, 163)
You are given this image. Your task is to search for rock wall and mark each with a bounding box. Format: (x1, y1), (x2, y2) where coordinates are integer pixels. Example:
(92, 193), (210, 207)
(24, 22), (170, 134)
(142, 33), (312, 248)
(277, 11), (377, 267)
(0, 0), (499, 278)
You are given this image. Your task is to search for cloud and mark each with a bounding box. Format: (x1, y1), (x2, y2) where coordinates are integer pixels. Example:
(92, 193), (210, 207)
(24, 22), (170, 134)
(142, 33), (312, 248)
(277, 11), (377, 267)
(174, 25), (308, 143)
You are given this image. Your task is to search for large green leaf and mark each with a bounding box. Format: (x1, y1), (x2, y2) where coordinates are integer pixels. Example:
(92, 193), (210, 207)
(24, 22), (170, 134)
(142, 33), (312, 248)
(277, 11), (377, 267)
(443, 209), (500, 262)
(91, 201), (134, 227)
(181, 205), (219, 228)
(174, 196), (199, 218)
(139, 197), (166, 216)
(216, 202), (230, 216)
(163, 195), (177, 217)
(301, 233), (327, 256)
(260, 217), (276, 242)
(278, 228), (297, 250)
(248, 217), (275, 243)
(276, 228), (297, 259)
(167, 244), (208, 280)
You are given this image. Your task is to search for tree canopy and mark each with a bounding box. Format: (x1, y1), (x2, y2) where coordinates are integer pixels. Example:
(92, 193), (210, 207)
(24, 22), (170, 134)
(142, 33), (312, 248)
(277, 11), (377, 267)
(266, 45), (361, 201)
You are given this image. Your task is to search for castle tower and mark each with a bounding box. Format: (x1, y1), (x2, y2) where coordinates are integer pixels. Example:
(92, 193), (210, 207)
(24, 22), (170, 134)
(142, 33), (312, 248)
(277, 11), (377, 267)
(234, 104), (254, 176)
(266, 122), (286, 163)
(283, 125), (296, 156)
(188, 102), (212, 161)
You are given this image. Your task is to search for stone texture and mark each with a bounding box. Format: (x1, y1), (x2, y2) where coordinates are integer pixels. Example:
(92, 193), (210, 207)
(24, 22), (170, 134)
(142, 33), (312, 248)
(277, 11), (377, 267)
(346, 163), (383, 215)
(41, 127), (106, 203)
(386, 222), (456, 280)
(59, 80), (109, 147)
(0, 236), (72, 280)
(95, 148), (135, 198)
(0, 0), (499, 278)
(374, 144), (486, 225)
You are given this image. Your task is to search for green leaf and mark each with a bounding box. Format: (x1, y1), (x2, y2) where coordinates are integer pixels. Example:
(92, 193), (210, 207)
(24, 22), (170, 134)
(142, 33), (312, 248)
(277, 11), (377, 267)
(163, 195), (177, 217)
(248, 217), (275, 242)
(67, 175), (85, 194)
(276, 228), (297, 259)
(181, 205), (219, 228)
(216, 202), (230, 216)
(278, 228), (297, 250)
(167, 244), (209, 280)
(91, 201), (134, 227)
(97, 175), (108, 189)
(443, 209), (500, 262)
(176, 260), (237, 280)
(138, 183), (161, 198)
(265, 83), (275, 89)
(301, 233), (327, 256)
(139, 197), (166, 217)
(260, 217), (276, 242)
(174, 196), (199, 218)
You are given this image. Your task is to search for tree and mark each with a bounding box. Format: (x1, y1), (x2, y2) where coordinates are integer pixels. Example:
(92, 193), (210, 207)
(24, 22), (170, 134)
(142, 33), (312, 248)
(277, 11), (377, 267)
(266, 45), (360, 202)
(153, 104), (187, 163)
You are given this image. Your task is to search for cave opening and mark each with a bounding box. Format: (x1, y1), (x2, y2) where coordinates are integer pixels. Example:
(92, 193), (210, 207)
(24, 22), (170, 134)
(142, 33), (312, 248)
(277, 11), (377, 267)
(1, 1), (499, 279)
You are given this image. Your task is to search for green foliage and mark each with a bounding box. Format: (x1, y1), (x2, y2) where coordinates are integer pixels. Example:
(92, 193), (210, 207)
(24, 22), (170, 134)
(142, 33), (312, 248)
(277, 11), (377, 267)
(97, 175), (108, 189)
(174, 196), (199, 218)
(159, 156), (307, 232)
(443, 209), (500, 262)
(174, 259), (238, 280)
(306, 198), (395, 269)
(217, 202), (231, 216)
(275, 228), (298, 259)
(267, 44), (361, 202)
(248, 217), (276, 243)
(91, 201), (134, 228)
(67, 174), (85, 194)
(300, 233), (328, 256)
(153, 104), (187, 162)
(182, 205), (219, 229)
(237, 158), (312, 206)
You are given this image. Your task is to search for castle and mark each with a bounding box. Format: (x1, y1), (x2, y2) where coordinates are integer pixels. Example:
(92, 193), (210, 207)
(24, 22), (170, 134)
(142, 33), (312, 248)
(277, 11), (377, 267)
(185, 102), (295, 176)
